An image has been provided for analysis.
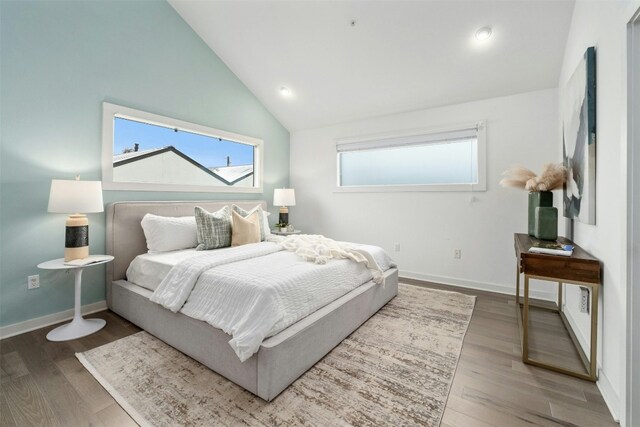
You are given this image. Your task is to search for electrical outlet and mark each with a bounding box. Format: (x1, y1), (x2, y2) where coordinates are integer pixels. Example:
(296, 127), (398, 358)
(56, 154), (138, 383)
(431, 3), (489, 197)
(579, 287), (590, 313)
(394, 243), (400, 252)
(453, 249), (461, 259)
(28, 274), (40, 290)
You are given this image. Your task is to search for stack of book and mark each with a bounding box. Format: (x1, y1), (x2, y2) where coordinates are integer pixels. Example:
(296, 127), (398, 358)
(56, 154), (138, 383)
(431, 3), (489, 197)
(529, 240), (574, 257)
(64, 255), (112, 266)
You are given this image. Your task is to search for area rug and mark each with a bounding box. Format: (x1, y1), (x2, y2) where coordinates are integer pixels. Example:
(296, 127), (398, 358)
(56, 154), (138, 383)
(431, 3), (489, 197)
(77, 284), (475, 426)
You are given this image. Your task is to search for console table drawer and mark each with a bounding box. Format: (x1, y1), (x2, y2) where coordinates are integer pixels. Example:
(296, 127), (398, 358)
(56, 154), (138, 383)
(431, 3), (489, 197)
(520, 255), (600, 284)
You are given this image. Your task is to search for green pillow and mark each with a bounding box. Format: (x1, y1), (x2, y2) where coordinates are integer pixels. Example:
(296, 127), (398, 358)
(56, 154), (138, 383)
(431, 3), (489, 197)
(232, 205), (265, 241)
(194, 205), (232, 250)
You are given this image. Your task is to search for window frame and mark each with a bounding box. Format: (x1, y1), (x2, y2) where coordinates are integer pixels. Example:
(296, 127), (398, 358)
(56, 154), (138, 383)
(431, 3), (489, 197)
(334, 121), (486, 192)
(101, 102), (264, 193)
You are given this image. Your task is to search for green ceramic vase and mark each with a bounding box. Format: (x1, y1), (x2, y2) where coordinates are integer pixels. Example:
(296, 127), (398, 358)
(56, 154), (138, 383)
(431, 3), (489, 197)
(528, 191), (553, 237)
(534, 207), (558, 240)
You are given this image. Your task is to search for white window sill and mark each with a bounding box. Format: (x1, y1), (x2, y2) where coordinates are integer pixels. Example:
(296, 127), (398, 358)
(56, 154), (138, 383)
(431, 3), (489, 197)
(333, 183), (486, 193)
(103, 182), (263, 193)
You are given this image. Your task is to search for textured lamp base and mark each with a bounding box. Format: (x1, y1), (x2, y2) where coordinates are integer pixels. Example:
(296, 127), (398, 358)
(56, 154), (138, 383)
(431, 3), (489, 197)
(46, 318), (106, 342)
(65, 214), (89, 261)
(278, 207), (289, 226)
(64, 246), (89, 262)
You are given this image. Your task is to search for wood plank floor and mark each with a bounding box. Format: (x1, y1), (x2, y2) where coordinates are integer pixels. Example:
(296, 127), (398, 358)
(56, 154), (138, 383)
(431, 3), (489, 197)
(0, 281), (618, 427)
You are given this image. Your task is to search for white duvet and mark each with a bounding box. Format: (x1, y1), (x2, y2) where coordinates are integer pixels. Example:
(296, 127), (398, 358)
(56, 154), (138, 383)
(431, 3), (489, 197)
(150, 236), (395, 362)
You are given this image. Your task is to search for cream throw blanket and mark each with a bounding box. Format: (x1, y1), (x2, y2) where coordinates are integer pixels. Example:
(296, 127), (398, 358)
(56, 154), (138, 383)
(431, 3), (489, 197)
(268, 234), (386, 285)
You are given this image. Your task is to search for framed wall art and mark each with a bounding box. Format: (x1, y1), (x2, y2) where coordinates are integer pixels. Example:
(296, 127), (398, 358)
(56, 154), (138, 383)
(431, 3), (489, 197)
(563, 46), (596, 224)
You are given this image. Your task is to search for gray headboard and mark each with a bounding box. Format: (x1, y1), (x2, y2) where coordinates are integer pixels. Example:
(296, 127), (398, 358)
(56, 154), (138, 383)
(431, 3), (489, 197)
(105, 200), (268, 285)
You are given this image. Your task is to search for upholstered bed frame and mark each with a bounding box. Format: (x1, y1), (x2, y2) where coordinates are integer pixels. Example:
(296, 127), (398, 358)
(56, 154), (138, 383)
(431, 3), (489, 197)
(105, 200), (398, 401)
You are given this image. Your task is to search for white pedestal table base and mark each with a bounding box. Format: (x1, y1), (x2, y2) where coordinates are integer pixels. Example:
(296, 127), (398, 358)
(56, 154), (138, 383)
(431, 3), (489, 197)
(46, 318), (106, 341)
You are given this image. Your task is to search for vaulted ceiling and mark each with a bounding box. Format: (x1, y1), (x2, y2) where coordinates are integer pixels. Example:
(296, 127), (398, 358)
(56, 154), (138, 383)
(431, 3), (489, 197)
(169, 0), (575, 131)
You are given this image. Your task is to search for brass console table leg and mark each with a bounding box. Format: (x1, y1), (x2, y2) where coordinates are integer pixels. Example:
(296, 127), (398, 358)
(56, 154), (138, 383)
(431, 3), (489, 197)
(522, 275), (530, 361)
(558, 282), (563, 309)
(590, 283), (599, 379)
(519, 274), (598, 382)
(516, 263), (520, 306)
(515, 262), (524, 352)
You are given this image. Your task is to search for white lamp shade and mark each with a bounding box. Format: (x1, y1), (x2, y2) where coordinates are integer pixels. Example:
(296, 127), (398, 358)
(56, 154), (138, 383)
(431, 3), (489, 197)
(48, 179), (104, 213)
(273, 188), (296, 207)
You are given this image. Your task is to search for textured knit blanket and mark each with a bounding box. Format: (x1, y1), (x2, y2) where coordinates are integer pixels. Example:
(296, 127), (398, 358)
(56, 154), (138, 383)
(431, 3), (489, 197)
(268, 234), (388, 285)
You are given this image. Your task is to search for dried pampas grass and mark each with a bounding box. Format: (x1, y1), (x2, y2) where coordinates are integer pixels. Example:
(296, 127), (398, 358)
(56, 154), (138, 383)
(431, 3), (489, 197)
(500, 163), (566, 192)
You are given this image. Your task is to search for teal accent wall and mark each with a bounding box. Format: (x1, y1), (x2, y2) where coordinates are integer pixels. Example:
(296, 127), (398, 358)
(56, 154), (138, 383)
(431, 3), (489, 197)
(0, 0), (290, 328)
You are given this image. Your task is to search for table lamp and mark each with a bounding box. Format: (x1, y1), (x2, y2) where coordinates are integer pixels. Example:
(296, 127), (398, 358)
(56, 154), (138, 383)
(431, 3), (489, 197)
(273, 188), (296, 226)
(48, 177), (104, 261)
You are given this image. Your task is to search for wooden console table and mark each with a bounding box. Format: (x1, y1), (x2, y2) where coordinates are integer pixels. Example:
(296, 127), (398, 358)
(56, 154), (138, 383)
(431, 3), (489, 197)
(514, 233), (601, 381)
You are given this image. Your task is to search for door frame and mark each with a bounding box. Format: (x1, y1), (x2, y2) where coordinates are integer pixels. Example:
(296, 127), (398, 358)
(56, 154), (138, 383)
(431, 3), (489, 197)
(626, 8), (640, 427)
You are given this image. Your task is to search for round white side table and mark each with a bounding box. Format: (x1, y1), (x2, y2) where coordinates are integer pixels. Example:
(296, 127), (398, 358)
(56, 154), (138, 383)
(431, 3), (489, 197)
(37, 256), (114, 342)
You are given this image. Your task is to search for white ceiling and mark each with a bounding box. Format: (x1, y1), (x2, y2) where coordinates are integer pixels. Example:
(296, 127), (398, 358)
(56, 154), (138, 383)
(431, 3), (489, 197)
(169, 0), (575, 132)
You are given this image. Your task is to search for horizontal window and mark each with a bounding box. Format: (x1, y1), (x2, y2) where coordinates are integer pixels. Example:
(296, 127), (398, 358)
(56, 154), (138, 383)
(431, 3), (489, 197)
(336, 123), (485, 192)
(102, 103), (263, 193)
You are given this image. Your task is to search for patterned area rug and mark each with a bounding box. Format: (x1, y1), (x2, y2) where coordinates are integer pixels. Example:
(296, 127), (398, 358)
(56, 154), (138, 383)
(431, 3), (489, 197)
(77, 284), (475, 426)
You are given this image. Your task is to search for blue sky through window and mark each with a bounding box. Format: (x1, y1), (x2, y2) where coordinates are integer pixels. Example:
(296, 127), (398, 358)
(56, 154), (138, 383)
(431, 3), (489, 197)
(113, 117), (254, 169)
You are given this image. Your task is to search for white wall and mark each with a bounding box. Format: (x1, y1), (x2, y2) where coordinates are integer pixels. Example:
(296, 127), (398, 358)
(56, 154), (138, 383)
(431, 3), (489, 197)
(291, 88), (559, 300)
(558, 1), (640, 425)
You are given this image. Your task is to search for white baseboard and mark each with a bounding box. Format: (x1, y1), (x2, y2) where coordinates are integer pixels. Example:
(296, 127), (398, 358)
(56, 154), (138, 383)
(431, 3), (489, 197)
(399, 270), (556, 301)
(598, 368), (622, 424)
(0, 301), (108, 340)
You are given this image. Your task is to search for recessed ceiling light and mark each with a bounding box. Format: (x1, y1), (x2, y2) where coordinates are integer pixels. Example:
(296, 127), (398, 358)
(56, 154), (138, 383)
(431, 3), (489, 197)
(475, 26), (493, 41)
(279, 86), (292, 97)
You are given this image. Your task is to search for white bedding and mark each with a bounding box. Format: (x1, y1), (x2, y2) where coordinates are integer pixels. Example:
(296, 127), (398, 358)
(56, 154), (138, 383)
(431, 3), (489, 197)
(140, 239), (394, 362)
(126, 248), (200, 291)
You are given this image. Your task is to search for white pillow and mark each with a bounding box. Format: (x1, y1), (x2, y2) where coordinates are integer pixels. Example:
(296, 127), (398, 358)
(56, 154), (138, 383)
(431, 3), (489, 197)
(263, 211), (271, 237)
(141, 213), (198, 253)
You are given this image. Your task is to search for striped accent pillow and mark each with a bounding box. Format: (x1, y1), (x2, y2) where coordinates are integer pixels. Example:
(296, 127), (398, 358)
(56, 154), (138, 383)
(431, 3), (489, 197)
(194, 205), (232, 250)
(232, 205), (266, 241)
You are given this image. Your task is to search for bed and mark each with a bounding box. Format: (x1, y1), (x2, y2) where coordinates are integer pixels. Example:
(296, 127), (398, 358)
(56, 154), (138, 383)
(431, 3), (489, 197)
(105, 200), (399, 401)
